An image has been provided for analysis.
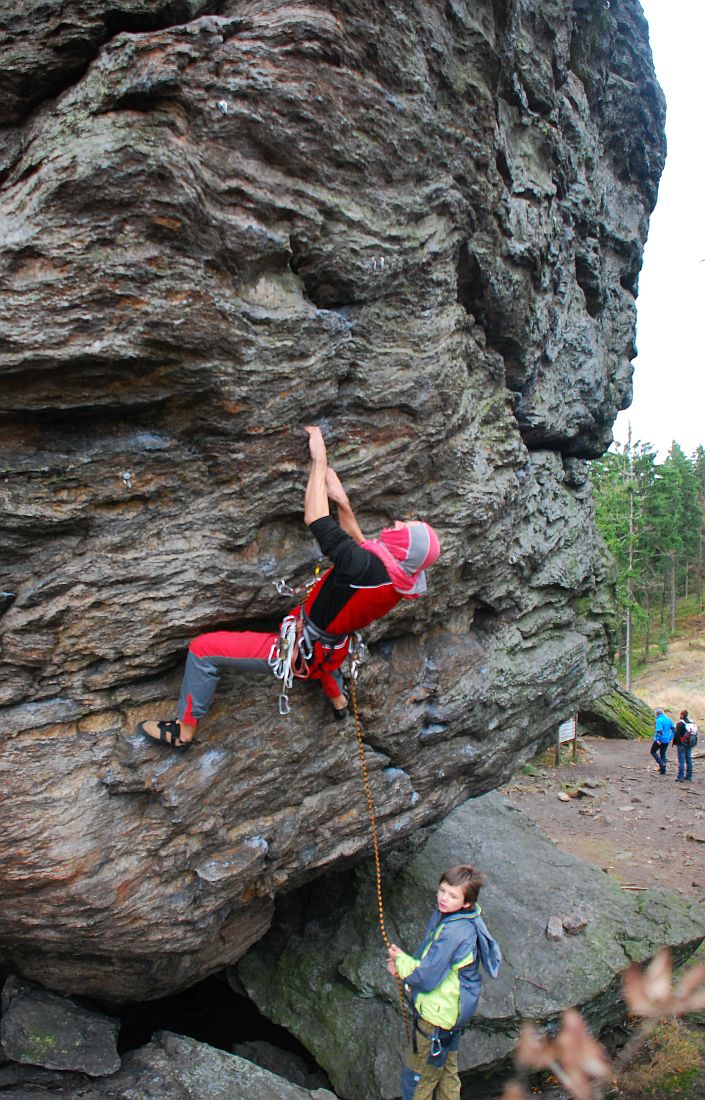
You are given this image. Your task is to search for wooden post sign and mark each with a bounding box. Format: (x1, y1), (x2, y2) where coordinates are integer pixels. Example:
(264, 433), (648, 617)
(555, 715), (578, 764)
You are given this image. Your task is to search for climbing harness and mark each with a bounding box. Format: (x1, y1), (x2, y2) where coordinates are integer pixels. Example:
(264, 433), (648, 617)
(270, 561), (358, 716)
(268, 608), (350, 716)
(410, 1010), (458, 1059)
(349, 660), (411, 1045)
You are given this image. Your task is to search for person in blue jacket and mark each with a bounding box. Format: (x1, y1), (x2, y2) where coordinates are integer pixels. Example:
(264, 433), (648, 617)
(387, 864), (501, 1100)
(650, 707), (675, 775)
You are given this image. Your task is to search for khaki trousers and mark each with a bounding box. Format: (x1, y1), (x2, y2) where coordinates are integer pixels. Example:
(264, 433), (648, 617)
(401, 1030), (461, 1100)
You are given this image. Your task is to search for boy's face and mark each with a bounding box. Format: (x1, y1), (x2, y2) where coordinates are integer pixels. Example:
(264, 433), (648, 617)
(437, 880), (471, 914)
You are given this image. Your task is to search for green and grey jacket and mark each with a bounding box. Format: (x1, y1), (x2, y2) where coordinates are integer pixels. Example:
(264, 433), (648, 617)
(394, 906), (501, 1030)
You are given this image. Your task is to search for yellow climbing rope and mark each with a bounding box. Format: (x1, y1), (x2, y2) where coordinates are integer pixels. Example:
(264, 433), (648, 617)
(349, 672), (411, 1044)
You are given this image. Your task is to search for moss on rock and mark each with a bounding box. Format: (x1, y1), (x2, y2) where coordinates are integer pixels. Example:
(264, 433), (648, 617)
(580, 687), (654, 740)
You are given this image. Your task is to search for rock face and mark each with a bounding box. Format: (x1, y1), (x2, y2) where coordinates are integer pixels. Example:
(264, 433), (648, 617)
(235, 792), (705, 1100)
(0, 1), (665, 999)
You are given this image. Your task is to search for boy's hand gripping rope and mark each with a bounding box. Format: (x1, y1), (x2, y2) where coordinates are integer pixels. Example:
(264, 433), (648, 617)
(348, 643), (411, 1044)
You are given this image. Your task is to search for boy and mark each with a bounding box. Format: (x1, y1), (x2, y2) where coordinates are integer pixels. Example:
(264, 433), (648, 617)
(387, 864), (501, 1100)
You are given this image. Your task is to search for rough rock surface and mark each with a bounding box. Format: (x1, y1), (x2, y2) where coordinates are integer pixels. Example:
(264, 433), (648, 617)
(579, 685), (654, 739)
(0, 1029), (337, 1098)
(235, 791), (705, 1100)
(232, 1041), (332, 1093)
(0, 976), (120, 1077)
(0, 0), (665, 999)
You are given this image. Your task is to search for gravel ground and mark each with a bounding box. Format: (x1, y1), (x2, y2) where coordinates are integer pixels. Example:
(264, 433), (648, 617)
(504, 736), (704, 904)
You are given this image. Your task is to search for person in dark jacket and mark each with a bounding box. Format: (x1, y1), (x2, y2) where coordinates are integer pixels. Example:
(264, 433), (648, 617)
(673, 709), (695, 782)
(387, 864), (501, 1100)
(137, 425), (440, 749)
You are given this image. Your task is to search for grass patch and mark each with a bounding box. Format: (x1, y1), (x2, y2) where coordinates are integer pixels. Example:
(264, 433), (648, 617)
(618, 597), (705, 680)
(526, 742), (592, 771)
(618, 1020), (705, 1099)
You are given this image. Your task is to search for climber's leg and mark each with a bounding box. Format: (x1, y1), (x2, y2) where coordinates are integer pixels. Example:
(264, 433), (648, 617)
(140, 630), (277, 748)
(179, 630), (277, 725)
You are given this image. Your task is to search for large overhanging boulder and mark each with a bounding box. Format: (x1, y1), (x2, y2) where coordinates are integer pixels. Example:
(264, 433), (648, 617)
(0, 1), (665, 1000)
(235, 791), (705, 1100)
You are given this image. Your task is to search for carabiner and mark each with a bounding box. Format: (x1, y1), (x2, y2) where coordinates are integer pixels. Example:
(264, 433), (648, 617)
(349, 632), (367, 680)
(278, 693), (291, 716)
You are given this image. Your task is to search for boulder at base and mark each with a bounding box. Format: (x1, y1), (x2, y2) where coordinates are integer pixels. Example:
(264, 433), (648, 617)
(235, 791), (705, 1100)
(0, 1030), (338, 1099)
(0, 975), (120, 1076)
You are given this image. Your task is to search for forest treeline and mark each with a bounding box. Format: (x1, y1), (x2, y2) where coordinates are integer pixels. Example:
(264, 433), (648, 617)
(589, 439), (705, 685)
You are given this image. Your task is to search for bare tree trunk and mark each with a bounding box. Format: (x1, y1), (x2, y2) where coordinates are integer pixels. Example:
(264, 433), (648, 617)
(660, 574), (666, 628)
(625, 485), (634, 690)
(669, 553), (677, 633)
(643, 584), (651, 663)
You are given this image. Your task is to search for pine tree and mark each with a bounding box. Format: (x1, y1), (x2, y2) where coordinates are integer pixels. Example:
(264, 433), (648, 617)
(590, 437), (705, 676)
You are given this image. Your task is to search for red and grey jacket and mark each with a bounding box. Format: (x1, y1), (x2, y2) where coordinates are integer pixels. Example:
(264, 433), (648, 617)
(300, 516), (403, 697)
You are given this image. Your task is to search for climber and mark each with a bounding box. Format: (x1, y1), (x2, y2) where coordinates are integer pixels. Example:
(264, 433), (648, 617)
(137, 424), (441, 750)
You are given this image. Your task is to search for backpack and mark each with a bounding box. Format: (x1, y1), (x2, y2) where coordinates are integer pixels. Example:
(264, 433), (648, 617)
(683, 720), (699, 748)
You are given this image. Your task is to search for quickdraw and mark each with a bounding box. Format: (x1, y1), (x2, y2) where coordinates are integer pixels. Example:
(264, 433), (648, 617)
(267, 613), (312, 716)
(273, 561), (323, 599)
(269, 564), (322, 714)
(348, 631), (367, 680)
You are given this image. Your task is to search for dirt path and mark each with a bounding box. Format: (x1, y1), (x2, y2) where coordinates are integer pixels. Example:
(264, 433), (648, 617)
(504, 627), (705, 903)
(504, 737), (704, 902)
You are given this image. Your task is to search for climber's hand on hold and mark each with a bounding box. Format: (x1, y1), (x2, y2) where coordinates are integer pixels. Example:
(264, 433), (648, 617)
(304, 425), (327, 464)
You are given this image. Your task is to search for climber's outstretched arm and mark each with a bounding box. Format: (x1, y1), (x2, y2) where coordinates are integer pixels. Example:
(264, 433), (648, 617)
(304, 425), (330, 526)
(303, 425), (365, 543)
(326, 467), (365, 544)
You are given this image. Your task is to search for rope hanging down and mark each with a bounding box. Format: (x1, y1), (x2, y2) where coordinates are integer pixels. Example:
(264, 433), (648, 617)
(348, 656), (410, 1044)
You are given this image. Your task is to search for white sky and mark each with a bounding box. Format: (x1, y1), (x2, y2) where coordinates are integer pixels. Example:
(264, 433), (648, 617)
(611, 0), (705, 459)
